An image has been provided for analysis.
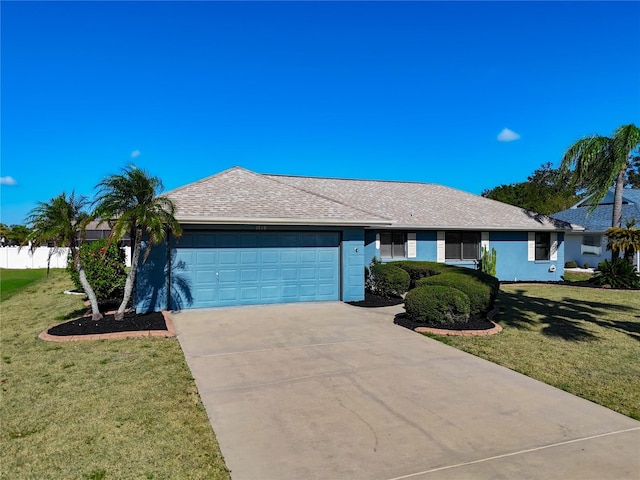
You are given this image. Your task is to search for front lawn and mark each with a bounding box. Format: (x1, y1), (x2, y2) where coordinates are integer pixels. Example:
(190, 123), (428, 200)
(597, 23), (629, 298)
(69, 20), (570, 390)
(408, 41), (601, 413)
(0, 269), (230, 479)
(434, 284), (640, 419)
(0, 268), (48, 302)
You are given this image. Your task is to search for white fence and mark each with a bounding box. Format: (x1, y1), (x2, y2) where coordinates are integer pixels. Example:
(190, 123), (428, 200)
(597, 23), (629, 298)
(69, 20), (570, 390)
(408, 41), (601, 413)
(0, 246), (132, 269)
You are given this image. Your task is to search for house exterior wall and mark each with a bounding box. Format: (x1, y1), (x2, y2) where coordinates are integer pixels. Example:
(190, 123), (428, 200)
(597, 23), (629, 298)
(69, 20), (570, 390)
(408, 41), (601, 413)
(364, 229), (565, 282)
(135, 224), (366, 313)
(564, 232), (640, 270)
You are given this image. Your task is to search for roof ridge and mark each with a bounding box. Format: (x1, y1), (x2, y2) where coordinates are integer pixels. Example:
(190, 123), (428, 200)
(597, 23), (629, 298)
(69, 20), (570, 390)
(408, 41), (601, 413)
(267, 173), (440, 186)
(163, 166), (250, 195)
(263, 173), (393, 221)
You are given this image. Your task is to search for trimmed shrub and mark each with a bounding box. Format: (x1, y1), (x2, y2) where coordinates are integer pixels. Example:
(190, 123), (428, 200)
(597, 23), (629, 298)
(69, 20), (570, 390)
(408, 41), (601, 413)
(564, 260), (578, 268)
(404, 285), (470, 326)
(390, 261), (447, 287)
(591, 259), (640, 289)
(583, 262), (590, 269)
(67, 239), (127, 302)
(416, 272), (494, 317)
(369, 263), (410, 297)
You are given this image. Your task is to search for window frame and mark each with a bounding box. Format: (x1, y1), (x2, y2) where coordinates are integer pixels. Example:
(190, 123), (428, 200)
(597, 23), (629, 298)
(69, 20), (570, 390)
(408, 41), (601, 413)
(444, 231), (480, 261)
(379, 232), (407, 259)
(535, 232), (551, 261)
(581, 234), (602, 256)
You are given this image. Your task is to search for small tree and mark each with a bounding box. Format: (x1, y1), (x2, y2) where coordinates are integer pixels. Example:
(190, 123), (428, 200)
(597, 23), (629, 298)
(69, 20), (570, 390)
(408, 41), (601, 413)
(25, 192), (103, 320)
(67, 238), (127, 303)
(605, 220), (640, 265)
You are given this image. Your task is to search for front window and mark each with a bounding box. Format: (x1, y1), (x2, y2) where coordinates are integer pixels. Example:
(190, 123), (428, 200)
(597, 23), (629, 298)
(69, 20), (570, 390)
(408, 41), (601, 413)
(445, 231), (480, 261)
(380, 232), (406, 259)
(535, 233), (551, 261)
(581, 235), (602, 255)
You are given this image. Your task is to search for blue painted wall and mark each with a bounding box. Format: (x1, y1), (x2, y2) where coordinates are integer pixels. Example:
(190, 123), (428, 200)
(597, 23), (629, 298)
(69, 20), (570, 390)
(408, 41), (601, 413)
(342, 227), (365, 301)
(364, 229), (566, 282)
(490, 231), (564, 282)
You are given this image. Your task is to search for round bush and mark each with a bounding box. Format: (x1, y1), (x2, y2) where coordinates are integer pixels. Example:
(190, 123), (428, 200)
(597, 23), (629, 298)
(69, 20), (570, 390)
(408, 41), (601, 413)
(416, 272), (493, 317)
(67, 239), (127, 302)
(404, 285), (470, 326)
(369, 263), (410, 297)
(564, 260), (578, 268)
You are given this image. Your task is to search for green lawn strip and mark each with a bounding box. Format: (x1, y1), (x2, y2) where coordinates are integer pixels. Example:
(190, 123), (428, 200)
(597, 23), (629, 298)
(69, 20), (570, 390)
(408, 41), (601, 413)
(562, 270), (594, 283)
(0, 268), (48, 302)
(435, 284), (640, 419)
(0, 269), (231, 480)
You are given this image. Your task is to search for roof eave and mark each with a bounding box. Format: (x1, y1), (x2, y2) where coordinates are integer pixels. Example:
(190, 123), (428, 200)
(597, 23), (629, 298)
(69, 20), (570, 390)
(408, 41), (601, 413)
(176, 216), (394, 227)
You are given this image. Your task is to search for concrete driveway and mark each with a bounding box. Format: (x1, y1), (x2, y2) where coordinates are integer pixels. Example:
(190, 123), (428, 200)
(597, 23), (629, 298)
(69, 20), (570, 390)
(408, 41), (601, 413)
(171, 302), (640, 480)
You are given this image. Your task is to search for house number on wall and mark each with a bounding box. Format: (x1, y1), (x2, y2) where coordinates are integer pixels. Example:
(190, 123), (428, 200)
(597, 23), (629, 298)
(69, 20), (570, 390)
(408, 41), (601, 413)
(255, 225), (267, 231)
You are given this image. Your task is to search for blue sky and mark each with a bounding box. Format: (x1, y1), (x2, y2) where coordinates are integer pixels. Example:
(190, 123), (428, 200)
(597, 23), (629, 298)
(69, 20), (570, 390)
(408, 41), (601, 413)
(2, 1), (639, 226)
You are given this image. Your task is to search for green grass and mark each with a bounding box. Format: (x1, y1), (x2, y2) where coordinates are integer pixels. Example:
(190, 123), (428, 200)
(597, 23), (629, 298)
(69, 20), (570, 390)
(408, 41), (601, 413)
(0, 269), (230, 480)
(435, 284), (640, 419)
(0, 268), (48, 302)
(562, 270), (594, 283)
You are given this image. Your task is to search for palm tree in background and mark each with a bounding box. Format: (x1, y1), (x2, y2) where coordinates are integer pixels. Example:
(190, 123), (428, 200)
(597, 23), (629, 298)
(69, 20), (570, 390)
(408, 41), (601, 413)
(561, 123), (640, 227)
(25, 192), (103, 320)
(561, 124), (640, 259)
(93, 165), (182, 320)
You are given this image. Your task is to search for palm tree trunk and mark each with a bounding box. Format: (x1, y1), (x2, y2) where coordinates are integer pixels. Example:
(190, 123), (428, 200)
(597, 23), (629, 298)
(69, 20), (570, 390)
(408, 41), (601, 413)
(76, 258), (102, 321)
(115, 234), (141, 320)
(611, 169), (626, 260)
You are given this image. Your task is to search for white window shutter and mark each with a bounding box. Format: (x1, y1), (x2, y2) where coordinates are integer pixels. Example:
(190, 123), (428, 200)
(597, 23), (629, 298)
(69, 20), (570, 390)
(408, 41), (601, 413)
(407, 233), (417, 258)
(528, 232), (535, 261)
(375, 233), (380, 250)
(437, 231), (445, 263)
(481, 232), (490, 252)
(550, 233), (558, 261)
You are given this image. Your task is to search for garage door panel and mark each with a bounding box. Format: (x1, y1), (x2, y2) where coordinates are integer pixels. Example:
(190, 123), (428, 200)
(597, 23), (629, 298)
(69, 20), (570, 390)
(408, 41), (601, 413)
(174, 231), (339, 308)
(281, 268), (298, 280)
(241, 269), (259, 282)
(219, 251), (239, 264)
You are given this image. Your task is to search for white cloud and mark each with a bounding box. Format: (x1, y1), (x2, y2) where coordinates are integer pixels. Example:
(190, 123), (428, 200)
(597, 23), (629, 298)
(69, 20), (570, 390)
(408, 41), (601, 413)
(497, 128), (521, 142)
(131, 149), (141, 159)
(0, 176), (17, 185)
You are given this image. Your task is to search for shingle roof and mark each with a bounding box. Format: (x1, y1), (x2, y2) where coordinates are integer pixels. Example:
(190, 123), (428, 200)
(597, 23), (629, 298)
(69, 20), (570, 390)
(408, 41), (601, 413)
(551, 188), (640, 232)
(166, 166), (573, 231)
(165, 167), (390, 225)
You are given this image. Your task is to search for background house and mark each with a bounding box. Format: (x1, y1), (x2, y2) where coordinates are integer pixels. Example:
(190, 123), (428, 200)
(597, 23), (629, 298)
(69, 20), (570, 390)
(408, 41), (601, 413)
(551, 189), (640, 270)
(135, 167), (574, 313)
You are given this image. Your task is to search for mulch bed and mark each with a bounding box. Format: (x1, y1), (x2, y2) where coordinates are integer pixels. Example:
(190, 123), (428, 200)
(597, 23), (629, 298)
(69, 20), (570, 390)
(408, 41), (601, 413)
(346, 291), (404, 308)
(47, 311), (167, 336)
(393, 313), (495, 332)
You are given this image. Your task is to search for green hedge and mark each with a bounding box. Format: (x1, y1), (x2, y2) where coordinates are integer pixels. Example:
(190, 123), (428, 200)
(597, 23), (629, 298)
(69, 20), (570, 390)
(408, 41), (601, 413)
(389, 261), (447, 287)
(369, 263), (410, 297)
(404, 285), (470, 325)
(564, 260), (578, 268)
(416, 273), (492, 317)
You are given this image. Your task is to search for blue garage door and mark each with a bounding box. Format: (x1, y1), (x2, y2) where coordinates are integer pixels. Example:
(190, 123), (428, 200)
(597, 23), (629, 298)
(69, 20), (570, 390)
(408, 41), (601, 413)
(174, 231), (340, 308)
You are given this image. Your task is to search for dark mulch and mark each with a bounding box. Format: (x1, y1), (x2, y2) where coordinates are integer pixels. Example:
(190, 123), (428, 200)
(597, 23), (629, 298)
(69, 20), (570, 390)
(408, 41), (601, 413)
(394, 313), (495, 331)
(47, 311), (166, 336)
(347, 291), (404, 308)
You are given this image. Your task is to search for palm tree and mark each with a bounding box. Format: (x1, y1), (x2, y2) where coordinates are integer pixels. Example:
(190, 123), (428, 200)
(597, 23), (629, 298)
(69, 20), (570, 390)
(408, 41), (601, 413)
(606, 220), (640, 265)
(561, 124), (640, 259)
(25, 192), (103, 320)
(93, 165), (182, 320)
(561, 124), (640, 230)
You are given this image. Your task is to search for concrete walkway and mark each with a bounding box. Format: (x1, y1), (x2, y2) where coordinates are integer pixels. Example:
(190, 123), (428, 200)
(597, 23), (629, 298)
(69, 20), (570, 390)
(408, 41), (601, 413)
(171, 302), (640, 480)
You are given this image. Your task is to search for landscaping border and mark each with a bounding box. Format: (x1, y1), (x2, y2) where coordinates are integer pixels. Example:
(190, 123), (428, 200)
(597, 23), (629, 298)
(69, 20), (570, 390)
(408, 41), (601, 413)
(38, 310), (176, 342)
(413, 306), (502, 336)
